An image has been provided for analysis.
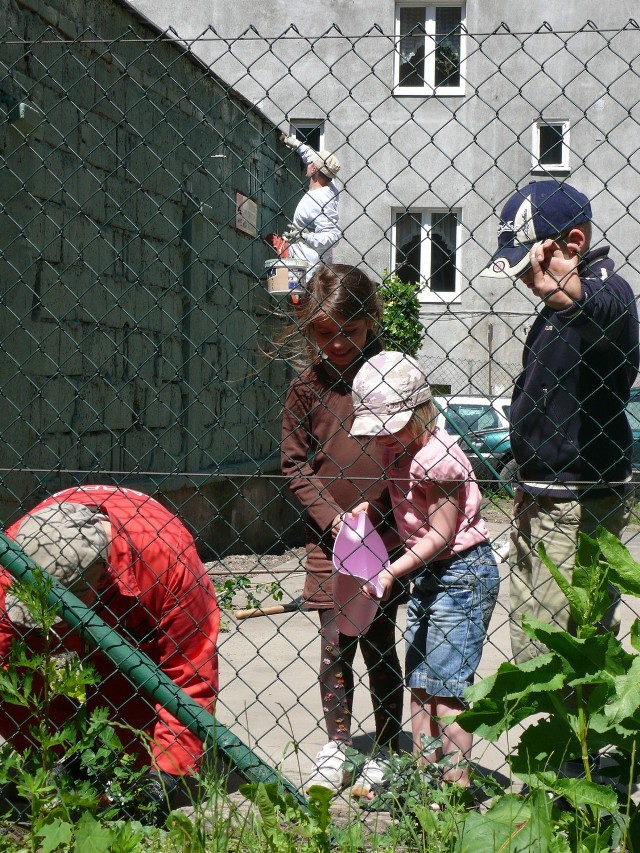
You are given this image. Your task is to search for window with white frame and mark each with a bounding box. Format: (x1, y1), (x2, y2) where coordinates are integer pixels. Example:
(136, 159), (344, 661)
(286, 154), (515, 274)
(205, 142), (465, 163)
(395, 3), (465, 95)
(392, 209), (462, 303)
(290, 122), (324, 150)
(532, 120), (570, 173)
(288, 122), (325, 176)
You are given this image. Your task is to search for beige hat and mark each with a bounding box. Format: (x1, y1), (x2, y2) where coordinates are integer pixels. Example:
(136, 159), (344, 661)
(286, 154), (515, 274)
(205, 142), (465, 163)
(350, 351), (432, 436)
(312, 150), (341, 179)
(6, 503), (110, 627)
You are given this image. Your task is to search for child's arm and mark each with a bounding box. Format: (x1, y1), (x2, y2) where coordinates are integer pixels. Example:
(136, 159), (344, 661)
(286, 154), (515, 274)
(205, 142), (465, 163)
(372, 484), (459, 600)
(281, 383), (343, 534)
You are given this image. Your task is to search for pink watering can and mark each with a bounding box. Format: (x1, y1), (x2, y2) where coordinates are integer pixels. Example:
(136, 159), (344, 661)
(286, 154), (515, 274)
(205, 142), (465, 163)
(332, 513), (389, 636)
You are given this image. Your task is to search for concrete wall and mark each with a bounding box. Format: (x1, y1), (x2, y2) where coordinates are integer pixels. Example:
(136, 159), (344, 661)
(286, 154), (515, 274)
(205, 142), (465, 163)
(126, 0), (640, 396)
(0, 0), (304, 554)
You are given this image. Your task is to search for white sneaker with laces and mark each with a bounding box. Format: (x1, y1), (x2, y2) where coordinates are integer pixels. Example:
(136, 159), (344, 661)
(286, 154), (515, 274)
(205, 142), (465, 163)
(306, 741), (349, 793)
(351, 756), (390, 798)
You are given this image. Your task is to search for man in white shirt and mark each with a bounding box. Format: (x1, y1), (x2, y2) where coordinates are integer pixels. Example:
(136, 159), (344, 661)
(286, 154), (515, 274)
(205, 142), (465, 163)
(280, 136), (341, 280)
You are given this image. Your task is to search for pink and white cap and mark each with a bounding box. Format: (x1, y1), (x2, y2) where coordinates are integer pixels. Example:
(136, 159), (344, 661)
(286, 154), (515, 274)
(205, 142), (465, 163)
(350, 351), (431, 437)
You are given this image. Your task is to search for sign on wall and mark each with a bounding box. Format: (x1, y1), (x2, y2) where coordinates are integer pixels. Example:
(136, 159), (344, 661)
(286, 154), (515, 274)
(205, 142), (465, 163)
(236, 192), (258, 236)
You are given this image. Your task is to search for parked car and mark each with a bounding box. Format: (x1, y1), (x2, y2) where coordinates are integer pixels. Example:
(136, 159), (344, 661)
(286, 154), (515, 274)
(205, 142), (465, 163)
(626, 388), (640, 473)
(431, 388), (640, 491)
(434, 395), (513, 487)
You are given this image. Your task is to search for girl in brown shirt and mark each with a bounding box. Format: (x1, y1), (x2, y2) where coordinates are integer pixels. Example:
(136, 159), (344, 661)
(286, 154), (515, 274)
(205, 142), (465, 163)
(280, 264), (403, 795)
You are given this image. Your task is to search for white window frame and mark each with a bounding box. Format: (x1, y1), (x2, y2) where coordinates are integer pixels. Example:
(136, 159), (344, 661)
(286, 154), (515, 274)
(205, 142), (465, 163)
(394, 1), (466, 96)
(391, 208), (463, 304)
(531, 119), (571, 174)
(289, 121), (325, 152)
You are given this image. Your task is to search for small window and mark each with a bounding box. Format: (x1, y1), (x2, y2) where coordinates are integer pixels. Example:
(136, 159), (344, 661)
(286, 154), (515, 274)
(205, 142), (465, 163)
(532, 120), (570, 173)
(395, 3), (465, 95)
(249, 155), (260, 197)
(289, 122), (324, 172)
(392, 209), (462, 303)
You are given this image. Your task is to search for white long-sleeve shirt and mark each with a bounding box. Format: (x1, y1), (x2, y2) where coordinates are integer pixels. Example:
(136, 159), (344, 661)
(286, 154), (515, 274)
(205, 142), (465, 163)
(288, 142), (341, 278)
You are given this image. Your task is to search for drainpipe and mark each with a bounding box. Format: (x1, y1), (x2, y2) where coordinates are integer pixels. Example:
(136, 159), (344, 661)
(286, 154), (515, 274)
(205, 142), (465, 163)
(487, 322), (493, 396)
(0, 534), (306, 807)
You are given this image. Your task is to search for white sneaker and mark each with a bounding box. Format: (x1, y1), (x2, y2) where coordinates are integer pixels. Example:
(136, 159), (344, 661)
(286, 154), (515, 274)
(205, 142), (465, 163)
(306, 741), (349, 793)
(351, 756), (390, 798)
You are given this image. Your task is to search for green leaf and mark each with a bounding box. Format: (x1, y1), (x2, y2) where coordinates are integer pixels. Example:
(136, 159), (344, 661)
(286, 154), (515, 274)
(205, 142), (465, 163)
(306, 784), (333, 833)
(630, 619), (640, 653)
(457, 698), (539, 741)
(465, 654), (565, 704)
(605, 656), (640, 725)
(522, 615), (632, 679)
(510, 718), (580, 775)
(597, 526), (640, 597)
(460, 655), (566, 739)
(37, 818), (73, 853)
(538, 541), (590, 624)
(240, 781), (282, 838)
(549, 833), (572, 853)
(572, 535), (612, 626)
(412, 803), (441, 835)
(454, 793), (551, 853)
(543, 774), (619, 811)
(70, 812), (113, 852)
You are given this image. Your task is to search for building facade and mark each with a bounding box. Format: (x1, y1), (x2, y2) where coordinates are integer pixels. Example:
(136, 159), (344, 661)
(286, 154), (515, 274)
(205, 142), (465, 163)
(127, 0), (640, 395)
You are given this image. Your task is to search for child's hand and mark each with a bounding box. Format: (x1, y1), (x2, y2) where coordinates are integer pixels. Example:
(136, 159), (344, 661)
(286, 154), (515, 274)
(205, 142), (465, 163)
(524, 238), (581, 309)
(364, 568), (395, 601)
(330, 514), (342, 538)
(347, 501), (370, 517)
(330, 501), (370, 538)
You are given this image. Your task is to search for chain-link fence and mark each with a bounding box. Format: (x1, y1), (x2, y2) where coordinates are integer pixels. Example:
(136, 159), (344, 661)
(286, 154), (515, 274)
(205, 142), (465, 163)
(2, 0), (640, 800)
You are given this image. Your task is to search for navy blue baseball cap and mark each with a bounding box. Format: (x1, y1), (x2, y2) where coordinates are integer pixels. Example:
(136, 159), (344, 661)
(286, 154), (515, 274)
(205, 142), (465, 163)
(482, 180), (592, 278)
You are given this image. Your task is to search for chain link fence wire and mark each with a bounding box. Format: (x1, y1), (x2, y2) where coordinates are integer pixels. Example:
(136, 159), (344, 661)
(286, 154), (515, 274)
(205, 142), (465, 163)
(1, 1), (640, 793)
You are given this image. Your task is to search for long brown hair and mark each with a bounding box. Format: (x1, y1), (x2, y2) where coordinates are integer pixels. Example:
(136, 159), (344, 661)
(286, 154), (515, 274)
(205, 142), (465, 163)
(277, 264), (382, 367)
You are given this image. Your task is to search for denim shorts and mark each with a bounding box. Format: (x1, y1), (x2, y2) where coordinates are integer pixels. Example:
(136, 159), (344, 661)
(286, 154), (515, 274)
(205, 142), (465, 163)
(404, 542), (500, 699)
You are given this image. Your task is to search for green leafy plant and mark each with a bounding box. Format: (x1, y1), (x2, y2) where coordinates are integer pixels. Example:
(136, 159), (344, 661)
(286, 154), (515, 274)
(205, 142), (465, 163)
(457, 526), (640, 851)
(339, 742), (493, 851)
(7, 533), (640, 851)
(379, 272), (424, 357)
(0, 575), (168, 849)
(238, 780), (341, 853)
(215, 576), (283, 611)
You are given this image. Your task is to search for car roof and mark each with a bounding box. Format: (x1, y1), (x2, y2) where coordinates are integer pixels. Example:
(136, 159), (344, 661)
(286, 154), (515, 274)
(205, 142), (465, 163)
(434, 395), (511, 405)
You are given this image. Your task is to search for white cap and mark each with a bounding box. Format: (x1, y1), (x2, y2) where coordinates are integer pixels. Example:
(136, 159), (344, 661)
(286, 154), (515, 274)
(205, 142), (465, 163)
(312, 150), (340, 179)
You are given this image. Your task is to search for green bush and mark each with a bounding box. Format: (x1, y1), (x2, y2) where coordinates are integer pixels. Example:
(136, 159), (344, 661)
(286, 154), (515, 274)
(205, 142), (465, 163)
(379, 273), (424, 357)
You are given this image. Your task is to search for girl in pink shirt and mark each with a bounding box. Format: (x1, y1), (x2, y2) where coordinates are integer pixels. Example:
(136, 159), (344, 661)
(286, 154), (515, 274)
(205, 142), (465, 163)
(349, 351), (499, 789)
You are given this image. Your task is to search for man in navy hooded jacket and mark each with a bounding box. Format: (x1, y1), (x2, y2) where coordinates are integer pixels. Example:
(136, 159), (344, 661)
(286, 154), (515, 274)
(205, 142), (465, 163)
(483, 180), (639, 663)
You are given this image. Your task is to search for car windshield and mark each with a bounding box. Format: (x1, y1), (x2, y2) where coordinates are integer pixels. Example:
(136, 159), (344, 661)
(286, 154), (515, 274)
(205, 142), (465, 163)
(627, 396), (640, 430)
(444, 404), (503, 435)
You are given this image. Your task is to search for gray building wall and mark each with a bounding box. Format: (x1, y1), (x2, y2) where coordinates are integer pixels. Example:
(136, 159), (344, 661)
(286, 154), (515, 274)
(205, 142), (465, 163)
(0, 0), (304, 553)
(127, 0), (640, 396)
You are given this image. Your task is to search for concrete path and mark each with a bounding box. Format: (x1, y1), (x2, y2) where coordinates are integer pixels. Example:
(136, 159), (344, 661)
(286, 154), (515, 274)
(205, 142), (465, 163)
(215, 510), (640, 795)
